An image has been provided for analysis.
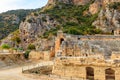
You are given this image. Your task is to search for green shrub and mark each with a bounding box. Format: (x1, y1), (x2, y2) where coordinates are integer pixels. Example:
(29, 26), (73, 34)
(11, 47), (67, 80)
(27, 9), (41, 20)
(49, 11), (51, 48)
(22, 17), (26, 22)
(15, 37), (21, 44)
(27, 44), (36, 50)
(34, 12), (39, 16)
(11, 36), (21, 44)
(12, 48), (17, 50)
(42, 17), (47, 22)
(24, 50), (30, 59)
(1, 44), (11, 49)
(109, 2), (120, 10)
(43, 28), (57, 38)
(18, 47), (24, 50)
(27, 19), (32, 23)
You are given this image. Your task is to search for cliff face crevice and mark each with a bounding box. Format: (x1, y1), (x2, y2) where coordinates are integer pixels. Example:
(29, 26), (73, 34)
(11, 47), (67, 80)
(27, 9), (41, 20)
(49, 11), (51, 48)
(93, 8), (120, 33)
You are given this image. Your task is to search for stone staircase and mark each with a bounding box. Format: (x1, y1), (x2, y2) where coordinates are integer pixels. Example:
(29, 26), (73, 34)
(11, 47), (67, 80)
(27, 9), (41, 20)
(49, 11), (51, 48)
(22, 61), (53, 73)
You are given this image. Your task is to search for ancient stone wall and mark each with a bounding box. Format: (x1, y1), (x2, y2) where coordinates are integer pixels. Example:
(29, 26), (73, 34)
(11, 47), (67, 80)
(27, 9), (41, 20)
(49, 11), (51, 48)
(29, 51), (44, 60)
(55, 32), (120, 58)
(29, 50), (53, 61)
(52, 57), (120, 80)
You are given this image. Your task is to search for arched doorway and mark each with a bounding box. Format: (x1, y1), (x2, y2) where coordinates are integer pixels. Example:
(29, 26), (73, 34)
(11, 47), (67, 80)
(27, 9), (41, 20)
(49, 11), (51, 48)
(105, 68), (115, 80)
(60, 38), (64, 45)
(86, 67), (94, 80)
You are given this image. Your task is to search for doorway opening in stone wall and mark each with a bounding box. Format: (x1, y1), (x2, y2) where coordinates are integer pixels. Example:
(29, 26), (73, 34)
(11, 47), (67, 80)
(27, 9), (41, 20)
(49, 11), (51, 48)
(105, 68), (115, 80)
(86, 67), (94, 80)
(60, 38), (64, 45)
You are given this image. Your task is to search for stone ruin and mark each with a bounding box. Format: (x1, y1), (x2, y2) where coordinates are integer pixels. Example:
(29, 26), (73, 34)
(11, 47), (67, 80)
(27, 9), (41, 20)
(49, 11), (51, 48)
(54, 30), (120, 58)
(51, 30), (120, 80)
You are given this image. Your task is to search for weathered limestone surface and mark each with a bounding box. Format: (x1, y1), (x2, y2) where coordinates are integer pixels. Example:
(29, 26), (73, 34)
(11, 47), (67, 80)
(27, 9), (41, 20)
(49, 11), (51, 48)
(89, 0), (103, 14)
(29, 51), (44, 60)
(94, 67), (106, 80)
(19, 14), (57, 49)
(55, 32), (120, 58)
(34, 38), (55, 51)
(93, 7), (120, 33)
(29, 51), (52, 61)
(44, 51), (51, 61)
(52, 57), (120, 80)
(52, 31), (120, 80)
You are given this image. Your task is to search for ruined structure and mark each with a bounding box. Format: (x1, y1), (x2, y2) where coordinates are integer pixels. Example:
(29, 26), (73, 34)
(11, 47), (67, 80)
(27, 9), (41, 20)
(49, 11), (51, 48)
(54, 31), (120, 58)
(52, 31), (120, 80)
(52, 55), (120, 80)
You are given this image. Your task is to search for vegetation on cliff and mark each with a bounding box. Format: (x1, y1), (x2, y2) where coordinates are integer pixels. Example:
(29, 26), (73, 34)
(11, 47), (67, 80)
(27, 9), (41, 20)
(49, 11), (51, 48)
(1, 44), (11, 49)
(109, 2), (120, 10)
(43, 2), (102, 38)
(0, 9), (33, 39)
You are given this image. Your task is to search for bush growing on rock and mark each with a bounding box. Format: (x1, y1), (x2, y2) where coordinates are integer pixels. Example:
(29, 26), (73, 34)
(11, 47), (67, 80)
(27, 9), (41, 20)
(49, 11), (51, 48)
(24, 50), (30, 59)
(27, 44), (36, 50)
(1, 44), (11, 49)
(109, 2), (120, 10)
(11, 36), (21, 44)
(34, 12), (39, 16)
(27, 19), (32, 23)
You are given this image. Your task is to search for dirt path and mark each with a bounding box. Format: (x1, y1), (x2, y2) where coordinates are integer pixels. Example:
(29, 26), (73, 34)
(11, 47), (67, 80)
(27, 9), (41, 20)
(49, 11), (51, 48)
(0, 61), (53, 80)
(0, 67), (34, 80)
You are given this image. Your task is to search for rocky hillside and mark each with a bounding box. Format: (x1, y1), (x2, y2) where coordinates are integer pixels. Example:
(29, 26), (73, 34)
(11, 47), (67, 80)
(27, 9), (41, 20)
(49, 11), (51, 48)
(47, 0), (91, 5)
(0, 9), (36, 39)
(19, 0), (101, 48)
(93, 2), (120, 33)
(1, 0), (120, 50)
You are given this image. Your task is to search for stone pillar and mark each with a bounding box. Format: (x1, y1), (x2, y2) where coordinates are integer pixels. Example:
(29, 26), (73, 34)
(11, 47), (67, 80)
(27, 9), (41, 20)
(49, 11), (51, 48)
(55, 30), (64, 56)
(115, 68), (120, 80)
(55, 38), (60, 56)
(94, 67), (105, 80)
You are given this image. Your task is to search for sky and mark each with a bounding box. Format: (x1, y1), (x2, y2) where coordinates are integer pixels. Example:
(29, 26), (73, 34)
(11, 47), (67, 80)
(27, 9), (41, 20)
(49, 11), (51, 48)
(0, 0), (48, 13)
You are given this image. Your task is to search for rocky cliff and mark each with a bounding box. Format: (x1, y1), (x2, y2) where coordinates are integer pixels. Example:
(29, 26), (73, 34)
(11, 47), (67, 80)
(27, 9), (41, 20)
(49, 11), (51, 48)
(47, 0), (91, 5)
(1, 0), (120, 50)
(0, 9), (33, 39)
(93, 7), (120, 33)
(19, 13), (58, 48)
